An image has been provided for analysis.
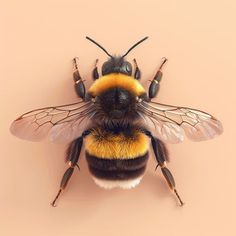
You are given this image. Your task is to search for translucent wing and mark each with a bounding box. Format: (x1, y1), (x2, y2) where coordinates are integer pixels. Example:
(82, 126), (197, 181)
(10, 101), (95, 143)
(137, 101), (223, 143)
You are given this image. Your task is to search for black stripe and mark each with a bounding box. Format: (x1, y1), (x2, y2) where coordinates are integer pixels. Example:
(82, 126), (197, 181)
(86, 152), (148, 180)
(86, 152), (148, 171)
(88, 165), (146, 180)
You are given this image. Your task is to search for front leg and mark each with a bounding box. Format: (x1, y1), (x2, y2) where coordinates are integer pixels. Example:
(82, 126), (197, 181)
(133, 58), (141, 80)
(73, 57), (86, 99)
(92, 59), (99, 80)
(148, 57), (167, 100)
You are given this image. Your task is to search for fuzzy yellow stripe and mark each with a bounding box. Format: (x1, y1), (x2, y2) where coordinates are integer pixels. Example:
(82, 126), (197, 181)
(85, 131), (149, 159)
(88, 73), (145, 96)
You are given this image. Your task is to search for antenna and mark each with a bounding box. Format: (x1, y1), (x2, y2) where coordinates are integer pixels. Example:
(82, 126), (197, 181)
(86, 36), (112, 58)
(122, 36), (149, 58)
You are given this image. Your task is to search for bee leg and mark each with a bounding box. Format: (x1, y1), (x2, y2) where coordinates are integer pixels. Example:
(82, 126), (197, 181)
(152, 138), (184, 206)
(51, 167), (75, 207)
(73, 57), (86, 99)
(133, 59), (141, 80)
(51, 130), (91, 207)
(148, 57), (168, 99)
(92, 59), (99, 80)
(160, 167), (184, 206)
(143, 130), (184, 206)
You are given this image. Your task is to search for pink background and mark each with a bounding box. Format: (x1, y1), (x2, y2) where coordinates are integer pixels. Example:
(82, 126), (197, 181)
(1, 0), (235, 235)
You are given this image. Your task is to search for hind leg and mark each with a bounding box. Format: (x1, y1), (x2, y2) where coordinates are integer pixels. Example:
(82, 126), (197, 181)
(51, 130), (91, 207)
(143, 130), (184, 206)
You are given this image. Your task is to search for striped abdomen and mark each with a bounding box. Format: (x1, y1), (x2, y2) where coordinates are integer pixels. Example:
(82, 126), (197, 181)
(85, 128), (149, 189)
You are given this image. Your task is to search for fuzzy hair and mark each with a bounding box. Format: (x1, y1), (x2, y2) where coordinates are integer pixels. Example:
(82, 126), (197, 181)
(84, 128), (149, 159)
(88, 73), (145, 97)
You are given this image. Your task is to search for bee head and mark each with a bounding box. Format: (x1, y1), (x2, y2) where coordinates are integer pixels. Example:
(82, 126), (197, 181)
(101, 57), (132, 76)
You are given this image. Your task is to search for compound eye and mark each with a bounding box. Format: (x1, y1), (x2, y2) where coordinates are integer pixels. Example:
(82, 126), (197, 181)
(102, 61), (111, 75)
(123, 62), (132, 75)
(126, 64), (131, 72)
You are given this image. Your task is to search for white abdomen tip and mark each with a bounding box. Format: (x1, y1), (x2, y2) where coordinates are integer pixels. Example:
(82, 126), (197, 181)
(92, 176), (143, 189)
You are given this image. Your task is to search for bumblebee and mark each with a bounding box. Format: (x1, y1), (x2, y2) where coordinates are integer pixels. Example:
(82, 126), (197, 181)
(10, 36), (223, 207)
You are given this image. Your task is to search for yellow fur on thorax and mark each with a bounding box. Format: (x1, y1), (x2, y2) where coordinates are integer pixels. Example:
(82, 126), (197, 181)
(88, 73), (145, 96)
(85, 128), (149, 159)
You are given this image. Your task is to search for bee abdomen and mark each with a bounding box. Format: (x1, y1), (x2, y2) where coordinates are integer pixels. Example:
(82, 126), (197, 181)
(85, 152), (148, 189)
(84, 128), (149, 189)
